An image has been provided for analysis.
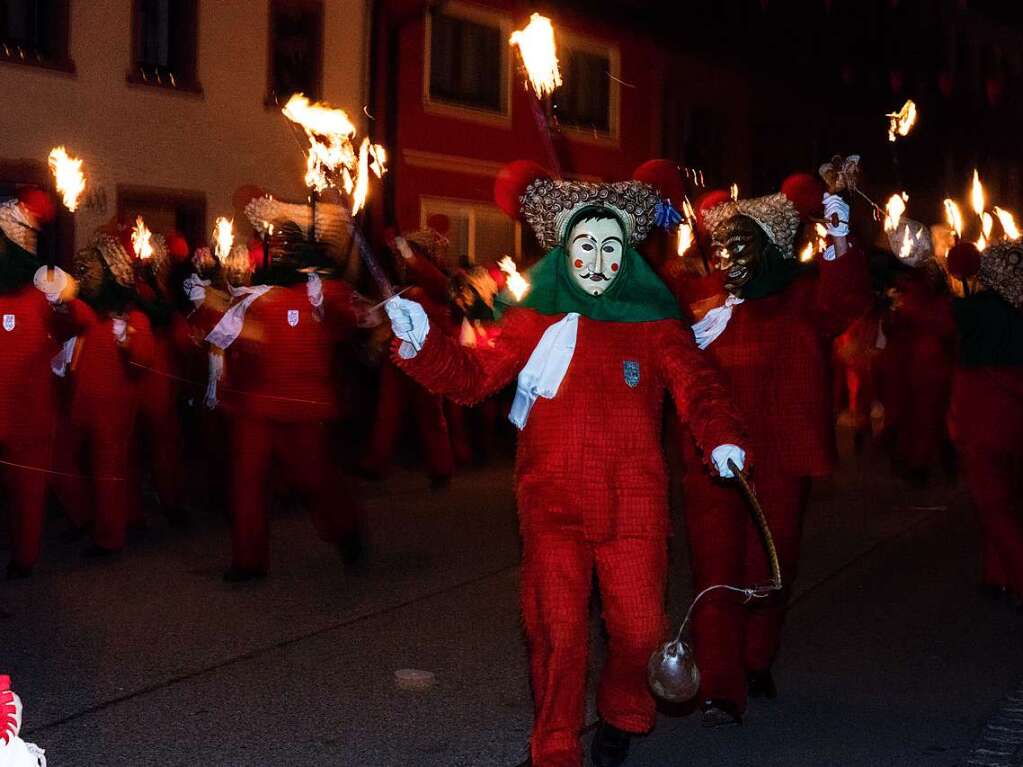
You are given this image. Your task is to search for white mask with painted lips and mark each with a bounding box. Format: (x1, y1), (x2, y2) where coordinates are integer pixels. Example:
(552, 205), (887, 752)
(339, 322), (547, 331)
(567, 216), (624, 296)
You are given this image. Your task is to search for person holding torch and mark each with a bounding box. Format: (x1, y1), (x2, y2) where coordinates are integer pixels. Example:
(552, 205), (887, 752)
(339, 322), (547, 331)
(385, 161), (748, 767)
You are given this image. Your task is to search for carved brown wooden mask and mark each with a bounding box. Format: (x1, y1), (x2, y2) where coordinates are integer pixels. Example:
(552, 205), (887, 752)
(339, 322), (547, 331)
(710, 214), (769, 293)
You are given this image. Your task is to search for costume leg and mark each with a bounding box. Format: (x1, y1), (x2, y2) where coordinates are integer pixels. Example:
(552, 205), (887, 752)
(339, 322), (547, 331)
(981, 538), (1007, 589)
(51, 417), (92, 531)
(412, 385), (453, 480)
(682, 464), (749, 710)
(521, 531), (593, 766)
(742, 475), (810, 674)
(230, 419), (273, 571)
(445, 401), (473, 467)
(361, 360), (408, 476)
(4, 436), (51, 569)
(90, 415), (134, 551)
(594, 537), (668, 734)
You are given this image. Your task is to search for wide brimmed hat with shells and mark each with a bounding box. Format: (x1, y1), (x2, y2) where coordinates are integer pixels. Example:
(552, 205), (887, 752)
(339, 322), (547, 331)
(979, 237), (1023, 310)
(702, 193), (801, 259)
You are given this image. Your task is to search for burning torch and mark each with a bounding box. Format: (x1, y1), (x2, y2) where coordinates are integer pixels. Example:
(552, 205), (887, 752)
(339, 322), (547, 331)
(37, 146), (86, 296)
(510, 13), (564, 178)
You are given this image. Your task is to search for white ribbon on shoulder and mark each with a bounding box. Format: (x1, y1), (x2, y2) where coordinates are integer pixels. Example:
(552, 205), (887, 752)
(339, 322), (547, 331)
(691, 295), (744, 350)
(508, 313), (579, 430)
(205, 285), (273, 350)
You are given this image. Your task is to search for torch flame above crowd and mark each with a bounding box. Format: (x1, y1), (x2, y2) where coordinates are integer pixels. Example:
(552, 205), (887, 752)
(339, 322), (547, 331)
(886, 99), (918, 142)
(131, 216), (154, 260)
(281, 93), (387, 215)
(48, 146), (86, 212)
(509, 13), (563, 98)
(213, 216), (234, 262)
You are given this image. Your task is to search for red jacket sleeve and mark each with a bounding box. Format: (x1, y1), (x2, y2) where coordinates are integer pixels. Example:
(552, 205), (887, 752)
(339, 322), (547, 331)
(322, 278), (359, 339)
(394, 308), (539, 406)
(404, 250), (451, 306)
(50, 297), (96, 341)
(657, 321), (748, 464)
(813, 245), (872, 337)
(124, 311), (156, 371)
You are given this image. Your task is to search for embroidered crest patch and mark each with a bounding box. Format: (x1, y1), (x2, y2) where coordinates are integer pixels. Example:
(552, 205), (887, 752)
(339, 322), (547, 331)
(287, 309), (299, 327)
(623, 360), (640, 388)
(3, 314), (14, 332)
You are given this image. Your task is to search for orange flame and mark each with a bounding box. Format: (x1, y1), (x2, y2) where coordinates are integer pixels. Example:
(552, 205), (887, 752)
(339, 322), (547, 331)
(499, 256), (530, 301)
(884, 192), (908, 233)
(282, 94), (386, 210)
(213, 217), (234, 262)
(730, 183), (739, 201)
(48, 146), (86, 212)
(970, 169), (986, 217)
(509, 14), (562, 98)
(131, 216), (154, 260)
(994, 207), (1020, 240)
(799, 241), (815, 263)
(886, 99), (918, 142)
(677, 223), (694, 256)
(943, 199), (963, 240)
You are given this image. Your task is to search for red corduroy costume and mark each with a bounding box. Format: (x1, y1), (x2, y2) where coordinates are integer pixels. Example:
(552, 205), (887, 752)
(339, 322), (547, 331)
(217, 279), (362, 573)
(52, 304), (155, 551)
(680, 248), (871, 712)
(0, 285), (64, 570)
(396, 308), (745, 766)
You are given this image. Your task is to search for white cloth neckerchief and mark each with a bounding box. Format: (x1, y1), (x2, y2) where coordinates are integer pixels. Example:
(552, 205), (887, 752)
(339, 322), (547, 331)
(51, 337), (78, 377)
(691, 294), (744, 350)
(205, 284), (273, 350)
(508, 312), (579, 430)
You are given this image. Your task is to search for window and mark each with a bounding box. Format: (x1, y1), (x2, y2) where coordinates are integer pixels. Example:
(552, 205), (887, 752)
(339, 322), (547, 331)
(556, 49), (610, 132)
(0, 0), (73, 72)
(128, 0), (201, 93)
(267, 0), (323, 106)
(424, 3), (510, 122)
(117, 185), (206, 251)
(420, 197), (519, 269)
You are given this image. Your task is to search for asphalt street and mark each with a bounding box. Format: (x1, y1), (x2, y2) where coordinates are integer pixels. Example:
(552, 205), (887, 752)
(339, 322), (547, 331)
(2, 428), (1022, 766)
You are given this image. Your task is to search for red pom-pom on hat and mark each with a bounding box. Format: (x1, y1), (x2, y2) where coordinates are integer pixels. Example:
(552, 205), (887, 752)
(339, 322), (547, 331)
(632, 159), (684, 210)
(0, 675), (10, 691)
(780, 173), (825, 221)
(694, 189), (732, 232)
(494, 160), (550, 219)
(486, 263), (507, 290)
(17, 186), (56, 224)
(947, 242), (982, 280)
(166, 231), (191, 263)
(232, 184), (266, 213)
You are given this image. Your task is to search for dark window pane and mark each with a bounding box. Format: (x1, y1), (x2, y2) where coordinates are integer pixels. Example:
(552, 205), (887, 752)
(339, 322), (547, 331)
(269, 0), (323, 103)
(133, 0), (198, 85)
(555, 48), (610, 132)
(429, 13), (501, 112)
(0, 0), (65, 61)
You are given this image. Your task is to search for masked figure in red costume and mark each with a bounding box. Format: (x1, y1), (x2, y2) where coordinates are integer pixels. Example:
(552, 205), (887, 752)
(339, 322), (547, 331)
(681, 171), (871, 725)
(52, 227), (157, 557)
(385, 162), (748, 767)
(207, 199), (378, 582)
(0, 188), (72, 578)
(946, 239), (1023, 608)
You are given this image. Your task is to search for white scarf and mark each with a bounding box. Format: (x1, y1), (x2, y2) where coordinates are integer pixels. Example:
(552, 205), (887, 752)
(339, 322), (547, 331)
(691, 295), (744, 350)
(50, 337), (77, 377)
(204, 285), (273, 350)
(508, 313), (579, 430)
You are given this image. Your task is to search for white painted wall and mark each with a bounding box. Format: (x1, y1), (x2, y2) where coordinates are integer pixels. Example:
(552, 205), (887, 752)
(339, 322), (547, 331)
(0, 0), (368, 248)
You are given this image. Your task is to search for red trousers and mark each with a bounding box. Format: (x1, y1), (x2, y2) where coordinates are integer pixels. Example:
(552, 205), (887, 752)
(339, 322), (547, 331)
(1, 432), (53, 569)
(682, 461), (809, 712)
(53, 409), (135, 551)
(363, 359), (453, 479)
(130, 372), (184, 522)
(521, 532), (667, 767)
(951, 370), (1023, 598)
(230, 418), (361, 571)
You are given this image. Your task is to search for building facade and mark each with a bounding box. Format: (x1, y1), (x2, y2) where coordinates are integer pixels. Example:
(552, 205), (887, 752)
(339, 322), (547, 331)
(0, 0), (369, 258)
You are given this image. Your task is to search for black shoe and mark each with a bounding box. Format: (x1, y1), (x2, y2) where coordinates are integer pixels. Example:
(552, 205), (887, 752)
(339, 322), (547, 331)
(337, 530), (367, 571)
(747, 669), (777, 700)
(701, 698), (742, 728)
(5, 561), (32, 581)
(590, 720), (632, 767)
(222, 566), (267, 583)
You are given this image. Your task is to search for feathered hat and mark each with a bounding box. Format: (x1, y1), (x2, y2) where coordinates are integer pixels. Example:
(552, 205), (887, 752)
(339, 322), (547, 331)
(495, 161), (663, 250)
(978, 238), (1023, 310)
(701, 174), (823, 259)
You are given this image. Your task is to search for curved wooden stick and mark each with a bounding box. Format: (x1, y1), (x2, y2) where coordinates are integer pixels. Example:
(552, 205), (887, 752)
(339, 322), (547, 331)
(728, 458), (782, 591)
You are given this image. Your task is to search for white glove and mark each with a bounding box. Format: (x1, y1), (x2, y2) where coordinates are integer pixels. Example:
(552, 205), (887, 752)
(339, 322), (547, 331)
(32, 265), (68, 304)
(711, 444), (746, 479)
(822, 193), (850, 238)
(394, 236), (414, 261)
(112, 317), (128, 344)
(306, 271), (324, 308)
(385, 296), (429, 358)
(183, 273), (210, 307)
